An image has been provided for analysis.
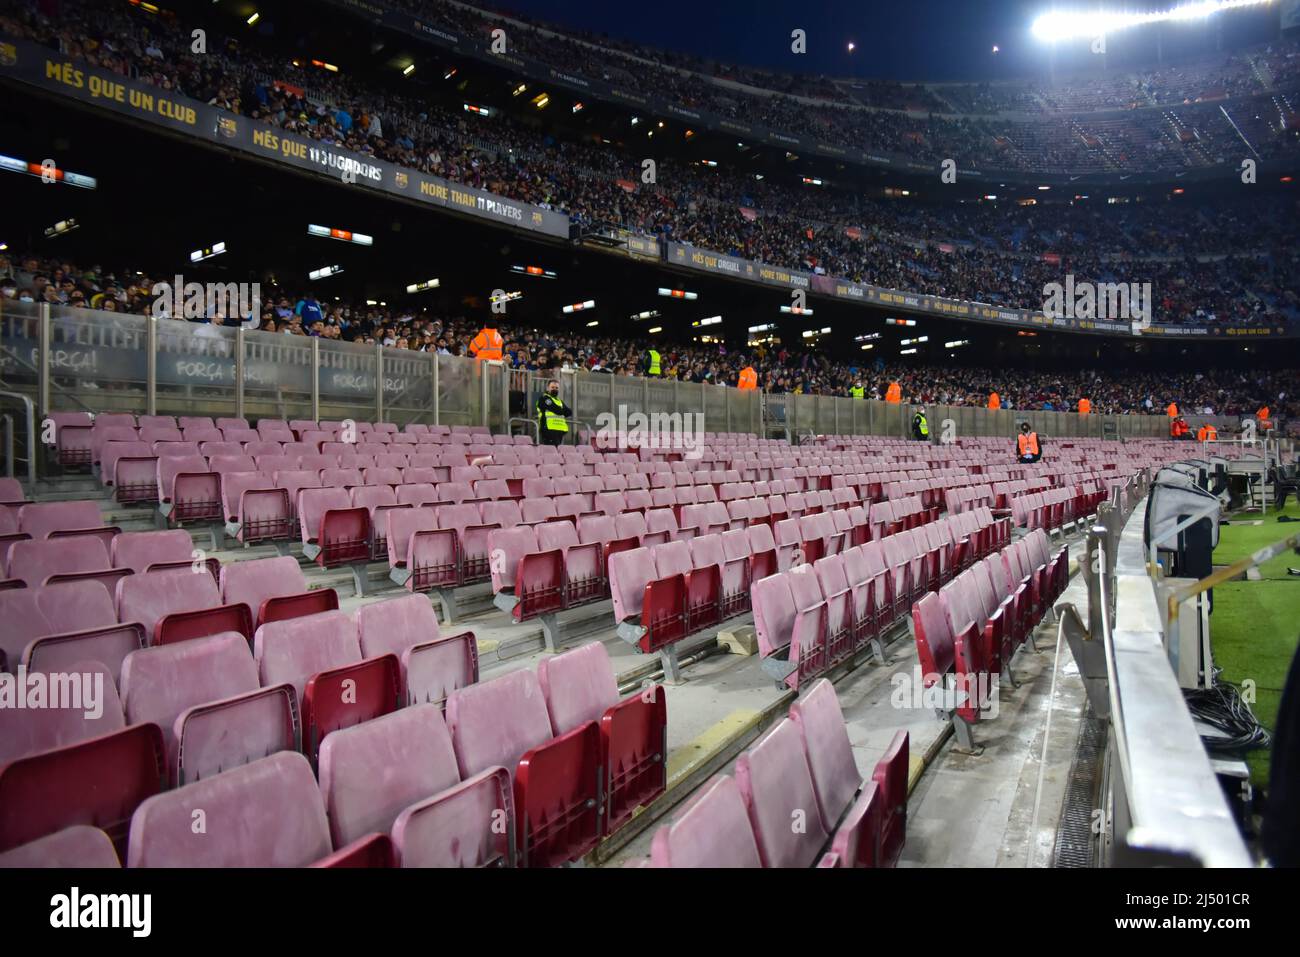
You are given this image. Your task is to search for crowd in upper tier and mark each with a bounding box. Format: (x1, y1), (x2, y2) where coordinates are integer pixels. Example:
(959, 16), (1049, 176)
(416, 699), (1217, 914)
(2, 0), (1296, 331)
(5, 249), (1297, 425)
(401, 0), (1300, 115)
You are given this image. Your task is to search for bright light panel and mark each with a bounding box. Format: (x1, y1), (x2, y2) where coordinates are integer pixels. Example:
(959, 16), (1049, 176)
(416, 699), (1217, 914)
(1031, 1), (1273, 42)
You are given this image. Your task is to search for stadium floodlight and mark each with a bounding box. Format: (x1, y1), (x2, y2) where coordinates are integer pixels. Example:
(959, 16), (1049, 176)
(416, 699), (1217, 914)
(572, 102), (584, 113)
(1031, 1), (1274, 42)
(658, 288), (698, 300)
(0, 154), (97, 188)
(900, 348), (918, 355)
(632, 310), (660, 321)
(490, 290), (523, 305)
(749, 323), (777, 333)
(945, 339), (971, 348)
(802, 177), (824, 186)
(701, 160), (718, 167)
(246, 12), (260, 26)
(402, 63), (415, 76)
(44, 219), (79, 238)
(444, 68), (458, 80)
(311, 60), (340, 73)
(562, 300), (596, 314)
(779, 305), (814, 315)
(855, 333), (881, 342)
(189, 241), (227, 263)
(512, 83), (528, 96)
(886, 317), (917, 326)
(464, 103), (491, 117)
(309, 265), (343, 280)
(308, 224), (374, 245)
(586, 320), (599, 327)
(511, 264), (557, 279)
(406, 278), (440, 293)
(860, 343), (875, 350)
(693, 316), (722, 327)
(647, 326), (662, 333)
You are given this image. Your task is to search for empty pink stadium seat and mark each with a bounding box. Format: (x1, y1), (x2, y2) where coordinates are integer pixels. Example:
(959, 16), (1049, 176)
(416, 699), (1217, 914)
(0, 825), (121, 869)
(355, 594), (478, 707)
(0, 722), (166, 856)
(649, 776), (761, 868)
(0, 661), (124, 765)
(0, 579), (124, 672)
(735, 718), (829, 868)
(317, 704), (461, 848)
(127, 751), (330, 867)
(119, 632), (259, 772)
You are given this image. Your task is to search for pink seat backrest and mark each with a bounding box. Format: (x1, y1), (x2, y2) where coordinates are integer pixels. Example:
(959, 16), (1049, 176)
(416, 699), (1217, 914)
(127, 751), (331, 867)
(734, 718), (828, 868)
(115, 566), (222, 638)
(119, 631), (259, 756)
(649, 775), (761, 868)
(317, 704), (461, 847)
(789, 677), (861, 832)
(445, 668), (551, 781)
(537, 641), (620, 736)
(253, 610), (361, 701)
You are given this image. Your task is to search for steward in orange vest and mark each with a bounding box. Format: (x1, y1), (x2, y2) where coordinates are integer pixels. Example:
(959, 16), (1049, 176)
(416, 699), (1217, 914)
(1257, 406), (1272, 430)
(1078, 397), (1091, 415)
(1166, 402), (1178, 418)
(737, 366), (758, 390)
(885, 382), (902, 404)
(470, 325), (504, 361)
(988, 391), (1000, 410)
(1197, 424), (1218, 442)
(1016, 423), (1042, 462)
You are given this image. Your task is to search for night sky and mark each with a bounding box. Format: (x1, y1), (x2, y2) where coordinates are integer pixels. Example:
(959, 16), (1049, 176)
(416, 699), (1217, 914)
(498, 0), (1283, 83)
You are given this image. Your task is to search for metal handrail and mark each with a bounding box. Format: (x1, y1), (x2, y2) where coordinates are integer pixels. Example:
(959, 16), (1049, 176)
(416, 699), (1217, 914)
(0, 391), (37, 486)
(1104, 479), (1252, 867)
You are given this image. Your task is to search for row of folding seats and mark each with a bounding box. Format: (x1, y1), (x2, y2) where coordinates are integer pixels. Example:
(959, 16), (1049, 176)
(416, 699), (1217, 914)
(1009, 486), (1091, 530)
(911, 528), (1069, 740)
(944, 484), (996, 514)
(0, 591), (479, 866)
(644, 680), (907, 868)
(0, 501), (120, 583)
(752, 508), (1010, 690)
(52, 415), (517, 468)
(4, 527), (207, 590)
(0, 638), (650, 868)
(606, 509), (866, 659)
(992, 479), (1051, 509)
(495, 494), (938, 633)
(0, 554), (339, 675)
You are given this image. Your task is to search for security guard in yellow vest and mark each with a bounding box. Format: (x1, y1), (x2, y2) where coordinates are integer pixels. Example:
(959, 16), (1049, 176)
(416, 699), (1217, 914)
(537, 380), (571, 446)
(642, 348), (661, 377)
(849, 381), (865, 399)
(912, 406), (929, 441)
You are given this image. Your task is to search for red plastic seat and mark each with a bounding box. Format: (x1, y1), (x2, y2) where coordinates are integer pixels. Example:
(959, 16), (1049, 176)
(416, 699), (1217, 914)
(538, 642), (667, 834)
(356, 594), (478, 707)
(0, 722), (165, 857)
(872, 730), (909, 867)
